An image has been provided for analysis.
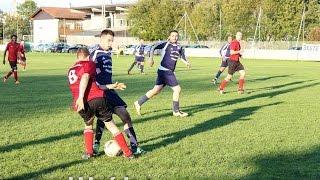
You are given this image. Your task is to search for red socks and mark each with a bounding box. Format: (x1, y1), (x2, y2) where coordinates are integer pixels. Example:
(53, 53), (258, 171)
(219, 80), (228, 90)
(13, 71), (18, 81)
(114, 133), (132, 157)
(83, 129), (94, 156)
(238, 79), (245, 91)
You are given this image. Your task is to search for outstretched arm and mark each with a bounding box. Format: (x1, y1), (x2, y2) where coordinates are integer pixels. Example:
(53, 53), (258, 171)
(148, 41), (167, 67)
(76, 73), (90, 112)
(180, 47), (191, 69)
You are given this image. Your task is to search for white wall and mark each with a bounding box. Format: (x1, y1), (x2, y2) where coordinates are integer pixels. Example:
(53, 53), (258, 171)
(33, 19), (59, 44)
(83, 15), (105, 31)
(184, 48), (320, 61)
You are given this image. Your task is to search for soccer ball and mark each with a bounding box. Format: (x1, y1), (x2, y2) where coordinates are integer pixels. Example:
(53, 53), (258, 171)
(104, 140), (122, 157)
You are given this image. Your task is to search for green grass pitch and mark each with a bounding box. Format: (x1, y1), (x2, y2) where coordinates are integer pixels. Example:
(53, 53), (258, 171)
(0, 52), (319, 179)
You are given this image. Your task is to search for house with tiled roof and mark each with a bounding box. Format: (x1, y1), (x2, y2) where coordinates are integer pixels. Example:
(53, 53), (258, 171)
(30, 3), (135, 45)
(31, 7), (87, 43)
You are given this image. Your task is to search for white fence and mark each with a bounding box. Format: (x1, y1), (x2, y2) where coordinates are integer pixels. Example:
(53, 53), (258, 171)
(185, 43), (320, 61)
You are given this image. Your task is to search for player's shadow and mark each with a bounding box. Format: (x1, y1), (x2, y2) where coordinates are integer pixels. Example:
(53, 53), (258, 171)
(140, 102), (281, 151)
(5, 160), (86, 179)
(242, 145), (320, 179)
(133, 80), (319, 124)
(247, 74), (293, 82)
(0, 130), (82, 153)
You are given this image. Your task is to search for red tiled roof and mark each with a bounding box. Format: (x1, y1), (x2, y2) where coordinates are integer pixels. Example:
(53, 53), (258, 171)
(31, 7), (87, 20)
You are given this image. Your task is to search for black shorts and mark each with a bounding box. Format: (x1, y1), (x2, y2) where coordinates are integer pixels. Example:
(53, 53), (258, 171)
(135, 56), (145, 62)
(9, 61), (17, 71)
(105, 90), (127, 112)
(221, 58), (229, 67)
(156, 70), (179, 87)
(228, 60), (244, 75)
(78, 97), (112, 125)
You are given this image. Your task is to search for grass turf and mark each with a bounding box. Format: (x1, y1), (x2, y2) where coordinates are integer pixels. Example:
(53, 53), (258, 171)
(0, 52), (319, 179)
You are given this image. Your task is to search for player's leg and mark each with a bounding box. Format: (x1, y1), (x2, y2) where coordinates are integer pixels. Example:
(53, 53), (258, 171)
(94, 98), (133, 158)
(212, 59), (228, 84)
(238, 69), (246, 94)
(163, 71), (188, 117)
(171, 85), (187, 117)
(93, 119), (105, 155)
(78, 102), (95, 159)
(134, 84), (164, 115)
(128, 60), (137, 74)
(11, 62), (19, 84)
(103, 120), (133, 158)
(219, 74), (233, 94)
(219, 61), (235, 94)
(115, 107), (146, 155)
(140, 61), (145, 74)
(3, 62), (14, 82)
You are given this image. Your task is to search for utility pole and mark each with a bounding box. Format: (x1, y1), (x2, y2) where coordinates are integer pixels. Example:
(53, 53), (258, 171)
(296, 2), (306, 48)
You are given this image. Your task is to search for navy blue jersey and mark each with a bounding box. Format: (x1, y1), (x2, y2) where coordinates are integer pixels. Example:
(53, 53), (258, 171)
(219, 43), (231, 60)
(149, 41), (187, 71)
(89, 44), (113, 85)
(134, 45), (145, 58)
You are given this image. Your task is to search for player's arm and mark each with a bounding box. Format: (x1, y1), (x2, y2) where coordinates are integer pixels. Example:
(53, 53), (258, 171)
(98, 82), (126, 91)
(3, 45), (8, 65)
(180, 47), (191, 69)
(148, 41), (167, 67)
(76, 73), (90, 112)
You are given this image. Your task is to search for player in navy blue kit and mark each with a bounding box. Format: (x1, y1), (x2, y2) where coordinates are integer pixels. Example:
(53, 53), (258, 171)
(134, 30), (191, 117)
(89, 29), (146, 155)
(128, 39), (145, 75)
(212, 36), (232, 84)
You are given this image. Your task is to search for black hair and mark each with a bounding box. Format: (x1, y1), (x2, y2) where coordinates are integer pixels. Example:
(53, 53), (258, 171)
(100, 29), (114, 37)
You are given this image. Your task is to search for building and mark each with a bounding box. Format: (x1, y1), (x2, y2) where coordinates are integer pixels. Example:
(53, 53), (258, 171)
(30, 7), (87, 43)
(30, 3), (136, 46)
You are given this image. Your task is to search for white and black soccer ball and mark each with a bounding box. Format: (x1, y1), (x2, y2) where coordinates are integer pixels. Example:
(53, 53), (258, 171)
(104, 140), (122, 157)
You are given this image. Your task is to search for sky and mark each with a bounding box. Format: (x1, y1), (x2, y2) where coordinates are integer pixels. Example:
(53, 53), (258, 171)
(0, 0), (137, 13)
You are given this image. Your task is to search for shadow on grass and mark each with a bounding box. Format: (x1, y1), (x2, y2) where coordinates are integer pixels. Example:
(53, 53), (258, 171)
(247, 74), (293, 82)
(141, 102), (281, 151)
(6, 160), (86, 180)
(133, 80), (320, 125)
(243, 145), (320, 179)
(0, 130), (82, 153)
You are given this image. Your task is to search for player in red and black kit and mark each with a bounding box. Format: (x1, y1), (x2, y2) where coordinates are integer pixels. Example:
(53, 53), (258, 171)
(18, 41), (27, 71)
(219, 32), (245, 94)
(3, 35), (20, 84)
(68, 48), (133, 159)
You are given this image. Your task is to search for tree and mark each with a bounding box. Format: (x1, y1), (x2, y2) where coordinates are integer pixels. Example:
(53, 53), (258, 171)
(190, 0), (220, 40)
(16, 0), (37, 37)
(221, 0), (260, 40)
(3, 14), (23, 39)
(128, 0), (185, 41)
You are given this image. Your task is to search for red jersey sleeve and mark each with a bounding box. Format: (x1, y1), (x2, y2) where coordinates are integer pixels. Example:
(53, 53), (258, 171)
(82, 61), (96, 77)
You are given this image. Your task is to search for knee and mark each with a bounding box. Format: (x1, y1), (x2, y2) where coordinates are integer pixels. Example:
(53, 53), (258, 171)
(175, 86), (181, 94)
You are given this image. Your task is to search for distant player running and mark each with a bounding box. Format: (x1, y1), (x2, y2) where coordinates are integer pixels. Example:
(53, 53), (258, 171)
(134, 30), (191, 117)
(3, 35), (20, 84)
(67, 48), (133, 159)
(127, 39), (145, 75)
(219, 32), (245, 94)
(18, 41), (27, 71)
(89, 29), (146, 155)
(212, 36), (232, 84)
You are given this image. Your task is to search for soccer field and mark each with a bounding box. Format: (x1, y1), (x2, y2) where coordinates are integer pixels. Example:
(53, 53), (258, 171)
(0, 53), (319, 179)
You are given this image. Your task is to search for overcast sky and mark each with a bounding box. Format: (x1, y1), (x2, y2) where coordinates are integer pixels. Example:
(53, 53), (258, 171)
(0, 0), (137, 12)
